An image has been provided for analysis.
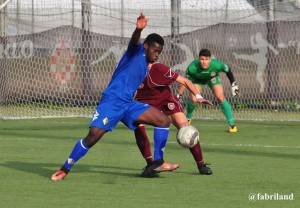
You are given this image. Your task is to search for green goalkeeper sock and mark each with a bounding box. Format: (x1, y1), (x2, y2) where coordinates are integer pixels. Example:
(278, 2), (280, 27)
(220, 100), (234, 126)
(186, 100), (196, 119)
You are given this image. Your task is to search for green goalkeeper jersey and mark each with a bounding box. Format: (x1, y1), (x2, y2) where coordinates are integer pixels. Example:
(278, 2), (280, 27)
(186, 59), (231, 84)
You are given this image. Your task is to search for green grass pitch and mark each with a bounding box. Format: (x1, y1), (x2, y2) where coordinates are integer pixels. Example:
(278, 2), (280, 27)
(0, 118), (299, 208)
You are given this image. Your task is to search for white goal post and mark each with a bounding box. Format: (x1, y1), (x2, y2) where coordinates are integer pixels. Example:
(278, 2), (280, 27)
(0, 0), (299, 121)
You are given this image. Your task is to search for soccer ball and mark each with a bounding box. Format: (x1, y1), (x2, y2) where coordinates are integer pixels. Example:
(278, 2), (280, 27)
(176, 125), (199, 148)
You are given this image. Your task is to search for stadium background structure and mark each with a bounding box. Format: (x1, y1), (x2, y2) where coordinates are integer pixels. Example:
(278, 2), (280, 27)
(0, 0), (300, 121)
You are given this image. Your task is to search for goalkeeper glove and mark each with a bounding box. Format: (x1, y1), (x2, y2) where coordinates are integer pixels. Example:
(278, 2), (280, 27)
(177, 94), (183, 105)
(231, 81), (239, 97)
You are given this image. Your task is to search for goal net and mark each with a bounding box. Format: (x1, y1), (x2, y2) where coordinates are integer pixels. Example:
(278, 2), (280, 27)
(1, 0), (299, 121)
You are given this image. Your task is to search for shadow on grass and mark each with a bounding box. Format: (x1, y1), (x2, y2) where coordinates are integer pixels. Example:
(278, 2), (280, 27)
(0, 161), (145, 179)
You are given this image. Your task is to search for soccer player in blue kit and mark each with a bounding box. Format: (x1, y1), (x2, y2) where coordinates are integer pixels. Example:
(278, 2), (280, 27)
(51, 13), (172, 181)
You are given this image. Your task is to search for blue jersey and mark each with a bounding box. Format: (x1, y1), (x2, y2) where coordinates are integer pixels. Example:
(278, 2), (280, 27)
(102, 42), (148, 101)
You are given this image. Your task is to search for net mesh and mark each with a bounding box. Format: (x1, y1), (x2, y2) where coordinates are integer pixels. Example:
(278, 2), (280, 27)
(1, 0), (300, 121)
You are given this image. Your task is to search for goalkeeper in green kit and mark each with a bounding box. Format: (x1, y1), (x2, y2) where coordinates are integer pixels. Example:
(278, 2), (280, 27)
(177, 48), (239, 133)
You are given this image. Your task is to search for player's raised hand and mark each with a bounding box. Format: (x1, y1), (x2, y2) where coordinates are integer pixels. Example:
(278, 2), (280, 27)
(136, 13), (148, 30)
(197, 98), (214, 106)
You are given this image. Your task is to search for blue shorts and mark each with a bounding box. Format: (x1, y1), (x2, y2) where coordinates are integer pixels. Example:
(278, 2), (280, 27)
(89, 94), (151, 131)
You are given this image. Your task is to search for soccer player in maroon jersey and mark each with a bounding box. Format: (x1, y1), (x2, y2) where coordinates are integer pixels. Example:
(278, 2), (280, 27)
(135, 62), (213, 176)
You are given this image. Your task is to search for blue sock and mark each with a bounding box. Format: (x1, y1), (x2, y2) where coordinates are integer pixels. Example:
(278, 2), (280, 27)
(153, 127), (169, 160)
(63, 139), (89, 169)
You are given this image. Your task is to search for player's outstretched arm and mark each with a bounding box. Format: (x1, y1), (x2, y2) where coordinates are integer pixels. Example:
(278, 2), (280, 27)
(176, 75), (198, 97)
(176, 75), (213, 106)
(196, 97), (213, 106)
(130, 13), (148, 46)
(177, 82), (186, 96)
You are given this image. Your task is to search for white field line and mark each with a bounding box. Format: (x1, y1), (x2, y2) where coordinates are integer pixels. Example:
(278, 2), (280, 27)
(0, 137), (49, 141)
(1, 137), (299, 149)
(168, 141), (300, 149)
(203, 142), (300, 149)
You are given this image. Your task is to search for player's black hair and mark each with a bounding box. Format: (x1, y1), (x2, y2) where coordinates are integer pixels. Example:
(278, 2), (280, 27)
(199, 48), (211, 57)
(144, 33), (164, 46)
